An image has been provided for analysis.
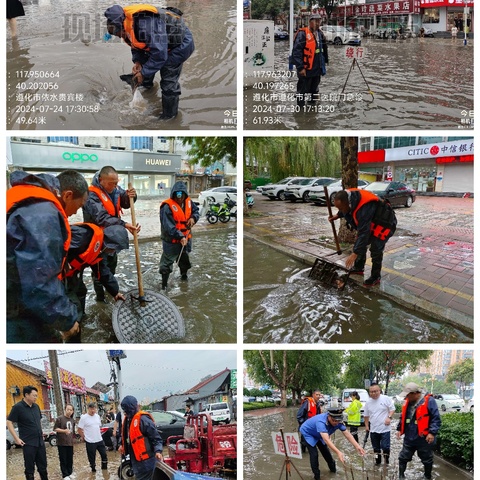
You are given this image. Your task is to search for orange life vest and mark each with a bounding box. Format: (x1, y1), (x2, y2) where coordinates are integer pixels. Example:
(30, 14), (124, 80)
(349, 188), (393, 241)
(123, 4), (159, 50)
(123, 411), (156, 461)
(122, 4), (182, 50)
(7, 185), (71, 279)
(305, 397), (318, 418)
(88, 185), (121, 218)
(296, 27), (317, 70)
(400, 394), (432, 436)
(161, 197), (193, 243)
(64, 223), (104, 278)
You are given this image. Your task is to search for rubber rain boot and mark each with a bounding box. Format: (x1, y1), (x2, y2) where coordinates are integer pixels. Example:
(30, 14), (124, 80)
(162, 274), (169, 291)
(159, 95), (179, 120)
(101, 459), (108, 470)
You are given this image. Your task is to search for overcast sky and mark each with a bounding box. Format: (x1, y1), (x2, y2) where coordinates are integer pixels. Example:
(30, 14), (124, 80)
(6, 349), (237, 404)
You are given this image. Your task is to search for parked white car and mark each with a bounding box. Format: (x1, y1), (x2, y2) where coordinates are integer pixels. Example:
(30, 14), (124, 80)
(198, 186), (237, 208)
(321, 25), (361, 45)
(465, 398), (474, 412)
(309, 179), (370, 205)
(433, 394), (465, 412)
(284, 177), (337, 203)
(261, 177), (310, 201)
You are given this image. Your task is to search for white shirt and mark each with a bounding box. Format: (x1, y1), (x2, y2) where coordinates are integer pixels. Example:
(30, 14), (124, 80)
(364, 394), (395, 433)
(78, 413), (103, 443)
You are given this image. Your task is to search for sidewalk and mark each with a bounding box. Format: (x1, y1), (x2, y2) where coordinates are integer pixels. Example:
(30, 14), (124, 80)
(244, 194), (473, 335)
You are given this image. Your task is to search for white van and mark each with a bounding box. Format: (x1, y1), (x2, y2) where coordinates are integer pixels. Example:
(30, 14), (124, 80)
(341, 389), (369, 424)
(204, 402), (231, 424)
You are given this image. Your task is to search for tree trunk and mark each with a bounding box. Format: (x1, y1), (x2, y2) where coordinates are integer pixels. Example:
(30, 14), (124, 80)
(338, 137), (359, 244)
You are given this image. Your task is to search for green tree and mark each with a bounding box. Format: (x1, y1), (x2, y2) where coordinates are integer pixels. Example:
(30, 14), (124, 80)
(446, 358), (474, 399)
(249, 387), (264, 398)
(244, 350), (306, 407)
(343, 351), (432, 394)
(244, 350), (343, 407)
(243, 387), (250, 395)
(251, 0), (290, 20)
(388, 376), (457, 396)
(244, 137), (341, 182)
(182, 137), (237, 168)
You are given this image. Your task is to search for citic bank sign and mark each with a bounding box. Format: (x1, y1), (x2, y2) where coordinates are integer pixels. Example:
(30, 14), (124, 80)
(62, 152), (99, 162)
(385, 139), (474, 161)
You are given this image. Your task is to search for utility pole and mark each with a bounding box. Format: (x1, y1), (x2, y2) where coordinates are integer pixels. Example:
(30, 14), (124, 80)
(106, 351), (127, 409)
(48, 350), (64, 420)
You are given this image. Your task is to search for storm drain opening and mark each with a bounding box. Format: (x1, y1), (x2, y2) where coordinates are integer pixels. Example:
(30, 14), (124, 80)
(309, 257), (351, 291)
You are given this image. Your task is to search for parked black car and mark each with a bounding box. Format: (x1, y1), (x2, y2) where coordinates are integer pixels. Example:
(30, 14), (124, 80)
(102, 411), (186, 447)
(364, 181), (416, 207)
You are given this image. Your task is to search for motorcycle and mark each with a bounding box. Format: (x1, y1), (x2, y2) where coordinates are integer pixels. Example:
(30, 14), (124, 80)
(205, 194), (237, 224)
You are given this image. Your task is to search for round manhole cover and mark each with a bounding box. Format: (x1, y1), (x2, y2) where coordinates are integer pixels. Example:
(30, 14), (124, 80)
(112, 290), (185, 343)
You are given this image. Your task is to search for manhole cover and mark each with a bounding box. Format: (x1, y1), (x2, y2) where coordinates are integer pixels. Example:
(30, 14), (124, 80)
(112, 290), (185, 343)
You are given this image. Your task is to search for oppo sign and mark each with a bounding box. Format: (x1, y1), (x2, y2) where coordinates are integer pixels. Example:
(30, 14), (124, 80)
(62, 152), (99, 162)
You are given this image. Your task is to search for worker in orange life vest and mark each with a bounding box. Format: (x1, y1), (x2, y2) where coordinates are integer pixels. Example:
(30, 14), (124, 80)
(120, 395), (163, 480)
(396, 382), (441, 480)
(328, 189), (397, 287)
(159, 181), (199, 290)
(64, 223), (128, 341)
(83, 166), (140, 303)
(291, 14), (328, 108)
(104, 4), (195, 120)
(7, 170), (88, 343)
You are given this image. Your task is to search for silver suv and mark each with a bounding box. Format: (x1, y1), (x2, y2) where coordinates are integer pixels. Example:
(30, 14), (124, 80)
(321, 25), (361, 45)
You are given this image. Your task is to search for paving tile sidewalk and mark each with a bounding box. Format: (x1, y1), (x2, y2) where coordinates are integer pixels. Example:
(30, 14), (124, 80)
(244, 194), (473, 334)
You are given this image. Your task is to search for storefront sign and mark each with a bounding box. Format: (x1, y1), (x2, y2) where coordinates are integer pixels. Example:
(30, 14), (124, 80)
(335, 0), (417, 17)
(385, 139), (474, 161)
(272, 432), (302, 459)
(421, 0), (473, 6)
(230, 369), (237, 389)
(44, 361), (86, 394)
(10, 142), (132, 170)
(133, 153), (182, 172)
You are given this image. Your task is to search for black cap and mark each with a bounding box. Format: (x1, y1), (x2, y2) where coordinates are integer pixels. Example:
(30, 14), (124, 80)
(327, 408), (344, 420)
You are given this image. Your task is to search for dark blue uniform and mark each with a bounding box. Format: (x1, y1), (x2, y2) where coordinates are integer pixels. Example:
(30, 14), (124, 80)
(7, 172), (79, 343)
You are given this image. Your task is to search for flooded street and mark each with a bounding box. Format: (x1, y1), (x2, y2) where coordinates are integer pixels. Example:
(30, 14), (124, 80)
(243, 238), (471, 344)
(7, 0), (236, 130)
(7, 442), (132, 479)
(77, 229), (236, 343)
(244, 408), (468, 480)
(244, 38), (473, 130)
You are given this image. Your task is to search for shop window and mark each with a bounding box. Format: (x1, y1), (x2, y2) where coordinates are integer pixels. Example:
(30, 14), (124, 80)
(447, 136), (473, 142)
(418, 137), (443, 145)
(373, 137), (392, 150)
(359, 137), (371, 152)
(393, 137), (417, 148)
(422, 8), (440, 23)
(47, 136), (78, 145)
(131, 137), (153, 151)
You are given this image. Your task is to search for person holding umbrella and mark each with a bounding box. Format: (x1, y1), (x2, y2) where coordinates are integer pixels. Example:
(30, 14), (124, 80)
(159, 181), (199, 290)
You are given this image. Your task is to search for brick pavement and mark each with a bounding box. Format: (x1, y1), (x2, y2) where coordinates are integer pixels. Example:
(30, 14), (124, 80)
(244, 193), (473, 335)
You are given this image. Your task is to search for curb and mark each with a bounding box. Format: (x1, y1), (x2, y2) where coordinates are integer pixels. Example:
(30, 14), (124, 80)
(244, 231), (473, 336)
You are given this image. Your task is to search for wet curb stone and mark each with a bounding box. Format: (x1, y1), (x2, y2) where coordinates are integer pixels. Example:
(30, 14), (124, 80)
(244, 195), (473, 337)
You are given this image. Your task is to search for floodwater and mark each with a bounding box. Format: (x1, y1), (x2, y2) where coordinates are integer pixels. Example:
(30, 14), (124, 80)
(243, 238), (471, 344)
(7, 442), (135, 479)
(76, 229), (237, 343)
(244, 37), (473, 130)
(244, 407), (469, 480)
(7, 0), (236, 130)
